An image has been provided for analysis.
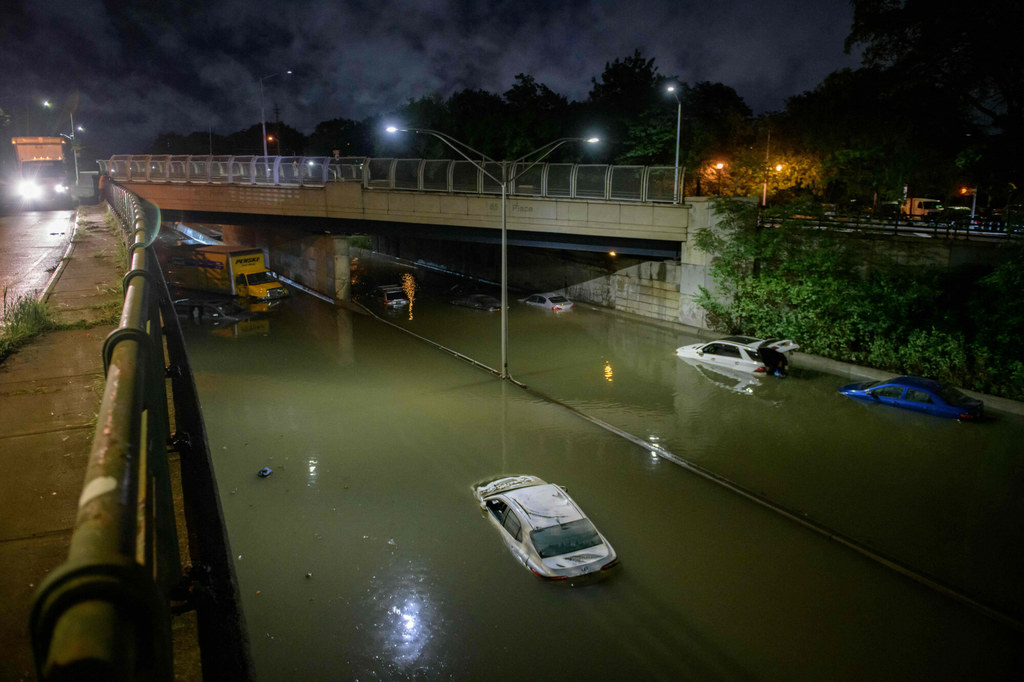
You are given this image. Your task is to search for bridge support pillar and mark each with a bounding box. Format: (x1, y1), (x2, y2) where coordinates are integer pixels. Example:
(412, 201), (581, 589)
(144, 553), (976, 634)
(331, 236), (351, 302)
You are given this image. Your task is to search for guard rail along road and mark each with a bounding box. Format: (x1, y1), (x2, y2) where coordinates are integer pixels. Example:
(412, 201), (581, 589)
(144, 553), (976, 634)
(29, 185), (254, 681)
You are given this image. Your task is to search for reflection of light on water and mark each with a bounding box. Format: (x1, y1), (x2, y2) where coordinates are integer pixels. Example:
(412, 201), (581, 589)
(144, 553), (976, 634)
(367, 558), (436, 671)
(604, 362), (614, 382)
(648, 435), (661, 459)
(401, 273), (416, 321)
(307, 456), (319, 486)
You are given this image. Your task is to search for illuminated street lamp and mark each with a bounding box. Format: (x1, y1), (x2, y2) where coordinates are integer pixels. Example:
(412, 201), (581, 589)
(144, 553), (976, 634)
(715, 162), (725, 195)
(665, 84), (683, 204)
(960, 186), (978, 219)
(259, 70), (291, 157)
(385, 126), (598, 379)
(47, 100), (83, 186)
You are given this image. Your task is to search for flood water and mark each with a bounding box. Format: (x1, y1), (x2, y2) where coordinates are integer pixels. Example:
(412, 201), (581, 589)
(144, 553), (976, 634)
(179, 254), (1024, 681)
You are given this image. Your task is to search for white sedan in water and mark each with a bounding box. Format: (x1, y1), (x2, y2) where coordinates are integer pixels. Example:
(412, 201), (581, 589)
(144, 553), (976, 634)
(474, 475), (618, 580)
(519, 292), (574, 312)
(675, 335), (799, 375)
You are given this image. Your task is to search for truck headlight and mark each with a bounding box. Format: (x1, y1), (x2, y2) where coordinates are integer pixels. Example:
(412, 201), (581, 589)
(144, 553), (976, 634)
(18, 181), (42, 200)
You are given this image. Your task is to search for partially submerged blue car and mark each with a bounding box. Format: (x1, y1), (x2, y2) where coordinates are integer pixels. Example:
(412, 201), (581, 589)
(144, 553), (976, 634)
(838, 375), (983, 421)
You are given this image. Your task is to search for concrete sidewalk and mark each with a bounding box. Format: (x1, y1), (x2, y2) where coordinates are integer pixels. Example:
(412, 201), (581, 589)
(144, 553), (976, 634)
(0, 204), (123, 681)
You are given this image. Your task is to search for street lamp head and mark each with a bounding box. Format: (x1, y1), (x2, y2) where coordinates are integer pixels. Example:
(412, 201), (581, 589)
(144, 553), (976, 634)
(716, 162), (725, 170)
(585, 137), (600, 144)
(42, 100), (52, 108)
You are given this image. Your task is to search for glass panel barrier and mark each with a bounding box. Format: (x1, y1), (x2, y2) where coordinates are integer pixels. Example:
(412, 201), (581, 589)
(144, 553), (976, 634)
(452, 161), (479, 193)
(546, 164), (573, 197)
(646, 167), (677, 202)
(148, 155), (170, 181)
(168, 156), (189, 183)
(366, 158), (394, 187)
(609, 166), (644, 201)
(575, 165), (609, 199)
(253, 157), (277, 185)
(394, 159), (422, 190)
(301, 157), (329, 186)
(422, 160), (451, 191)
(232, 156), (255, 184)
(188, 156), (211, 183)
(481, 162), (504, 194)
(511, 163), (543, 196)
(209, 156), (232, 184)
(277, 157), (302, 186)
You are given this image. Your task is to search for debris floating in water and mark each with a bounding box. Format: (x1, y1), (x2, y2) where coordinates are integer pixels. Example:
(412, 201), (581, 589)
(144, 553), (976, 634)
(257, 467), (273, 478)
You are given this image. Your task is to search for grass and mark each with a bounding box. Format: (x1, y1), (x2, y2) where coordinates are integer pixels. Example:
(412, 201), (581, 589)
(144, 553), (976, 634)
(0, 291), (57, 362)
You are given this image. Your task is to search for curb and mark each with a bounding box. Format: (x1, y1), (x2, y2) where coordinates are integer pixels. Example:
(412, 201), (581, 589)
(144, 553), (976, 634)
(38, 210), (80, 304)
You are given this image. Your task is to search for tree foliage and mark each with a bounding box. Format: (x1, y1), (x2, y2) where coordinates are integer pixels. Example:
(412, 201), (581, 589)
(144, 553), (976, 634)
(693, 199), (1024, 399)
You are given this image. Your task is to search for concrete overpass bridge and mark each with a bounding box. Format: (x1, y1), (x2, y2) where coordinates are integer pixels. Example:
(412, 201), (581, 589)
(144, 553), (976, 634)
(100, 154), (716, 326)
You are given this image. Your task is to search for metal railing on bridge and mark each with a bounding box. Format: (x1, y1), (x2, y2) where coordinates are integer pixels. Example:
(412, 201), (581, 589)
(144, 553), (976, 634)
(30, 184), (253, 680)
(99, 155), (682, 203)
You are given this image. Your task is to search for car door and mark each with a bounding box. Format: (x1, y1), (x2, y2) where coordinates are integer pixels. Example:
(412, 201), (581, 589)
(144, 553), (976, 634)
(902, 387), (939, 416)
(869, 384), (905, 407)
(704, 343), (744, 368)
(499, 505), (528, 566)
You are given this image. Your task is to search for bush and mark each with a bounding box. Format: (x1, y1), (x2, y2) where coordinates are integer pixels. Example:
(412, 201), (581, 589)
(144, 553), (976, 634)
(695, 198), (1024, 400)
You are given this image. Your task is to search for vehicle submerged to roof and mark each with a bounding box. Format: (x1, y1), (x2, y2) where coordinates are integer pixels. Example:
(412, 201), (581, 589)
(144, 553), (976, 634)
(838, 376), (983, 421)
(451, 293), (502, 312)
(378, 284), (409, 308)
(473, 475), (618, 580)
(675, 336), (799, 376)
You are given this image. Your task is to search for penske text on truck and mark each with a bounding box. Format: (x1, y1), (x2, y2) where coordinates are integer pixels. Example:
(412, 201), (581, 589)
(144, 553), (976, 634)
(167, 246), (287, 300)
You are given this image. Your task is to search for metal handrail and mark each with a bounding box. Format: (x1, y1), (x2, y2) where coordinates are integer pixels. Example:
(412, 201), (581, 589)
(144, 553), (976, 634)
(30, 184), (254, 680)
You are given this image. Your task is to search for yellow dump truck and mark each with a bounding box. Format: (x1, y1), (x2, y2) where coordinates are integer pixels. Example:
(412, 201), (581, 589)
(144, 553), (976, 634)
(167, 245), (287, 300)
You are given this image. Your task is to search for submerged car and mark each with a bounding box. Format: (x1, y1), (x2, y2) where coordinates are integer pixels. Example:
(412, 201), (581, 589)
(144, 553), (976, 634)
(474, 475), (618, 580)
(838, 376), (983, 421)
(173, 298), (252, 326)
(519, 292), (574, 312)
(675, 336), (799, 376)
(378, 284), (409, 308)
(451, 293), (502, 312)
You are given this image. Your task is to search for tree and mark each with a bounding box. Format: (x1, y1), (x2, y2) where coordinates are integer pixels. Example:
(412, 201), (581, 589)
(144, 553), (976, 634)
(588, 49), (665, 161)
(846, 0), (1024, 203)
(304, 118), (371, 157)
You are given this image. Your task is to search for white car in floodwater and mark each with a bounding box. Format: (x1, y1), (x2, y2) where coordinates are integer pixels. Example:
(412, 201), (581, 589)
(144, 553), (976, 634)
(473, 475), (619, 580)
(675, 336), (799, 376)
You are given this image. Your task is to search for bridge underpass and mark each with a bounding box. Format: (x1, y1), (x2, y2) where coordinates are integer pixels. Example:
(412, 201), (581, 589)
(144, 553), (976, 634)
(106, 155), (715, 327)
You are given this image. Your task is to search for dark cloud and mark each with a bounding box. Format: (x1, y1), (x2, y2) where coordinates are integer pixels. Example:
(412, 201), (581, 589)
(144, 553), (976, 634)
(1, 0), (860, 157)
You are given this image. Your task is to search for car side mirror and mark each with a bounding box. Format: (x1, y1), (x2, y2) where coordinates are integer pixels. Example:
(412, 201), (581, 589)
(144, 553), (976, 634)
(696, 351), (704, 357)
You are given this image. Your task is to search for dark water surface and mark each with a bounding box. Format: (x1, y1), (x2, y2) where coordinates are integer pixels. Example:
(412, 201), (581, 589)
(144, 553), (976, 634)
(182, 258), (1024, 681)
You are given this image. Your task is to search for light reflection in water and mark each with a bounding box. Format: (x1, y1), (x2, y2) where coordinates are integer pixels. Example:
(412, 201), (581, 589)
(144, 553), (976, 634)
(401, 272), (416, 321)
(603, 361), (614, 382)
(307, 456), (319, 487)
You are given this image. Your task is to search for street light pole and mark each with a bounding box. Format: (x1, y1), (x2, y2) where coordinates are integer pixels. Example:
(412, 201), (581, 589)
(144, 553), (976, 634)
(666, 85), (682, 204)
(259, 70), (291, 157)
(385, 127), (597, 379)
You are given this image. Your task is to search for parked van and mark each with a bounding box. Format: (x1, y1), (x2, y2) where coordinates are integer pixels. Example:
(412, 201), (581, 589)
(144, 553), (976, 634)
(900, 197), (942, 220)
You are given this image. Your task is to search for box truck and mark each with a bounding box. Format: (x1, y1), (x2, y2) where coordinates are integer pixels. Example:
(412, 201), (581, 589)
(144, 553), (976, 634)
(166, 246), (287, 300)
(900, 197), (942, 220)
(10, 136), (71, 205)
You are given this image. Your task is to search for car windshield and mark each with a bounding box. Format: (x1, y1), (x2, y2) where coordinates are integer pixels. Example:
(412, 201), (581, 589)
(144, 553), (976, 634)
(530, 518), (602, 558)
(246, 271), (275, 285)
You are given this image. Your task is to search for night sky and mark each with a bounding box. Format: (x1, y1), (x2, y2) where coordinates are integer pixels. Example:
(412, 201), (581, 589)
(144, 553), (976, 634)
(1, 0), (861, 158)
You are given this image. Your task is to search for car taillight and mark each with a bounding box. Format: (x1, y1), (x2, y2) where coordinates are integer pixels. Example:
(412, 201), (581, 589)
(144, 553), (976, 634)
(754, 366), (766, 373)
(531, 566), (568, 580)
(601, 559), (620, 571)
(552, 305), (562, 311)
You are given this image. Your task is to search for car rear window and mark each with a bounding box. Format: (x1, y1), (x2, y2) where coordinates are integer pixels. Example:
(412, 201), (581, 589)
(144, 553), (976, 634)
(549, 296), (569, 303)
(530, 519), (601, 558)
